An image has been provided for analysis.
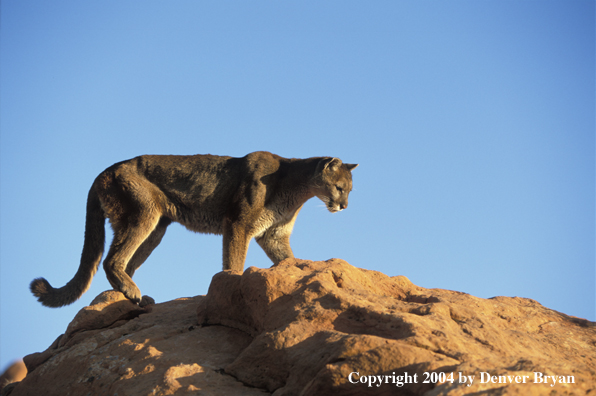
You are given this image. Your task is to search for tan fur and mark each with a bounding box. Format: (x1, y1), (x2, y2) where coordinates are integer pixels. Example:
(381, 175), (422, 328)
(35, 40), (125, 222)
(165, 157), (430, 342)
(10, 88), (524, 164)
(30, 151), (358, 307)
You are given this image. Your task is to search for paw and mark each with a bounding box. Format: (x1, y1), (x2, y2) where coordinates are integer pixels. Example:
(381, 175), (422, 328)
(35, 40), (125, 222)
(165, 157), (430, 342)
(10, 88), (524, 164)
(119, 283), (142, 305)
(139, 295), (155, 307)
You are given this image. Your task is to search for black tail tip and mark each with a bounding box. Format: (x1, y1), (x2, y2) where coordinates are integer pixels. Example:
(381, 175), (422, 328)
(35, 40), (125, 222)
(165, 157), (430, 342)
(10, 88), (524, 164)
(30, 277), (53, 298)
(30, 277), (65, 307)
(30, 277), (79, 308)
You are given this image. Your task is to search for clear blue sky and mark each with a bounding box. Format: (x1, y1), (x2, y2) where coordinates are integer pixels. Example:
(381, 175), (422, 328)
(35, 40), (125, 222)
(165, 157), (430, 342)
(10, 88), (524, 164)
(1, 1), (594, 371)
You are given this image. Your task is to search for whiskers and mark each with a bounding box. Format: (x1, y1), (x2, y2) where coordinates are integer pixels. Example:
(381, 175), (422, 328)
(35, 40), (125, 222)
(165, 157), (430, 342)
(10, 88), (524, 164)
(316, 195), (332, 211)
(316, 202), (330, 211)
(316, 199), (340, 213)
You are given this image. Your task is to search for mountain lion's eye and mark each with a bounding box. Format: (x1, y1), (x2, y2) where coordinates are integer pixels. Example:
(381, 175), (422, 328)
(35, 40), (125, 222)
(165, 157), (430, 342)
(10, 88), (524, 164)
(336, 186), (343, 193)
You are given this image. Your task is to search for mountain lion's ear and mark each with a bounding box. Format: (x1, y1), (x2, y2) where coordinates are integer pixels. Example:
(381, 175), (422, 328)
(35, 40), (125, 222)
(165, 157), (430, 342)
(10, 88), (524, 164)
(345, 163), (358, 171)
(320, 157), (342, 172)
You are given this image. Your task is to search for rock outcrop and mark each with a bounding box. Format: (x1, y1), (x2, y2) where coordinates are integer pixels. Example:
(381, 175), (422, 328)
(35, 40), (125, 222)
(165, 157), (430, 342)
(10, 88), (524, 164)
(4, 258), (595, 395)
(0, 361), (26, 391)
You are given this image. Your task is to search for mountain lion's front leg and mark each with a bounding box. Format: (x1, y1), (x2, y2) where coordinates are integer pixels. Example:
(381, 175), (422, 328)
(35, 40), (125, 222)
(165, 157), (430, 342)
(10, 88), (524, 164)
(222, 221), (250, 272)
(256, 213), (298, 264)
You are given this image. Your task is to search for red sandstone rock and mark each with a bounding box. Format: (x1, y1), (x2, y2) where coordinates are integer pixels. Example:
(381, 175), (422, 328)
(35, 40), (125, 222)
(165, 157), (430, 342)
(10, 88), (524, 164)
(5, 258), (594, 395)
(201, 258), (595, 395)
(0, 361), (26, 393)
(11, 295), (263, 396)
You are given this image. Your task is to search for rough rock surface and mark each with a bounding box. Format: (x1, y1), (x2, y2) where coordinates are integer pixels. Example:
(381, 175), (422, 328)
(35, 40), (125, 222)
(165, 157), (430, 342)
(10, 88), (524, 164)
(0, 361), (26, 391)
(11, 292), (263, 396)
(5, 258), (595, 395)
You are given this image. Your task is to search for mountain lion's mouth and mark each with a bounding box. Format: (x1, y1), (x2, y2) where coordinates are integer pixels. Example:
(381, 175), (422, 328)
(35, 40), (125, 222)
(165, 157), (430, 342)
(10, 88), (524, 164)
(328, 204), (341, 213)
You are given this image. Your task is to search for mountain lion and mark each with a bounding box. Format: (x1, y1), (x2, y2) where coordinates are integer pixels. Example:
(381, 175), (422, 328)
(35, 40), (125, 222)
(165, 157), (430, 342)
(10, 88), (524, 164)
(31, 151), (358, 307)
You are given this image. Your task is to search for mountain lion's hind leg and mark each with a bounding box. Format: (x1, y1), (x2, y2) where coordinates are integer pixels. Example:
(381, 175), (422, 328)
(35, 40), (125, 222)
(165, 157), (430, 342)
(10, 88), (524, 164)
(125, 217), (171, 278)
(103, 210), (162, 305)
(124, 217), (171, 306)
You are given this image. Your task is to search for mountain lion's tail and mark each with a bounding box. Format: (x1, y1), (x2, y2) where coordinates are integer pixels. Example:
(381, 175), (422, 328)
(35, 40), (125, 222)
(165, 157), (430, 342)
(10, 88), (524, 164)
(30, 186), (105, 307)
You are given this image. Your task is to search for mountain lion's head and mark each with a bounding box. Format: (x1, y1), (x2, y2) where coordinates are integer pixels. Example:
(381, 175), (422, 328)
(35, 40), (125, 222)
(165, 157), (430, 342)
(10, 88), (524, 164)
(313, 157), (358, 213)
